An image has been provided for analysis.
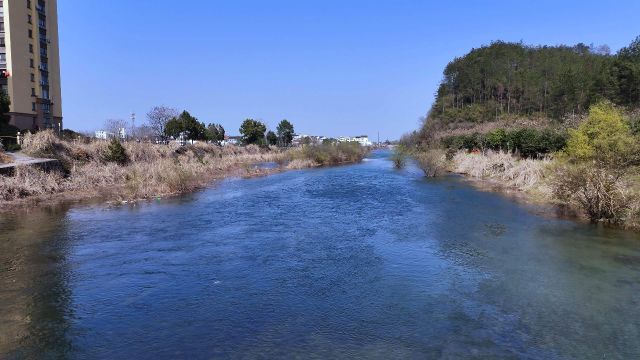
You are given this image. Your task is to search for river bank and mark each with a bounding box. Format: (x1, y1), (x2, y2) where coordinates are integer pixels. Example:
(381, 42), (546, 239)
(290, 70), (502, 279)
(0, 131), (367, 211)
(416, 149), (640, 231)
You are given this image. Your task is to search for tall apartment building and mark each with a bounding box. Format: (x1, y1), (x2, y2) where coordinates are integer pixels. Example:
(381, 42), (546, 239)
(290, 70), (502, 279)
(0, 0), (62, 131)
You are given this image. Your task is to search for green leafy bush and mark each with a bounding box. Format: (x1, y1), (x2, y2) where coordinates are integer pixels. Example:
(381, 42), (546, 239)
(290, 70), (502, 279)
(441, 128), (567, 158)
(552, 101), (640, 223)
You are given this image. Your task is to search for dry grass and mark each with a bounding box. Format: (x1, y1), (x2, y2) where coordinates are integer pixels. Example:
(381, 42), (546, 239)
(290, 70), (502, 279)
(286, 159), (318, 170)
(0, 150), (11, 164)
(551, 162), (640, 225)
(1, 131), (367, 206)
(1, 131), (289, 204)
(415, 149), (448, 177)
(0, 166), (64, 201)
(451, 150), (551, 193)
(286, 142), (368, 167)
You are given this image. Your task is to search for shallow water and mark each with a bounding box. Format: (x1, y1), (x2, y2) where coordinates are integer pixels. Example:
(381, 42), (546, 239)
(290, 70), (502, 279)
(1, 150), (639, 359)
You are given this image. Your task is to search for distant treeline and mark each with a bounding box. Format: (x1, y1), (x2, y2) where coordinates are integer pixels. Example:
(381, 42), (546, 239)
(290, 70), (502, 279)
(429, 36), (640, 125)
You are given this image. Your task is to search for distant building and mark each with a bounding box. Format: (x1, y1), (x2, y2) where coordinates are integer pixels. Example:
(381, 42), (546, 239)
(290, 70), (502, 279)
(292, 134), (325, 146)
(338, 135), (372, 146)
(94, 130), (109, 140)
(95, 128), (126, 140)
(353, 135), (372, 146)
(221, 135), (241, 146)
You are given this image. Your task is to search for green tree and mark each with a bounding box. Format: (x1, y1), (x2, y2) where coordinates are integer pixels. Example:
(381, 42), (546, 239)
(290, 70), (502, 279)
(206, 123), (225, 144)
(555, 101), (640, 223)
(266, 131), (278, 146)
(239, 119), (266, 145)
(104, 138), (129, 165)
(618, 35), (640, 62)
(565, 101), (639, 167)
(164, 111), (207, 141)
(0, 89), (18, 137)
(276, 119), (295, 147)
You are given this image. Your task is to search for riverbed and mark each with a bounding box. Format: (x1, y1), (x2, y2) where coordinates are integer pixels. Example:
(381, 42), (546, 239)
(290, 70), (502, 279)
(1, 150), (639, 359)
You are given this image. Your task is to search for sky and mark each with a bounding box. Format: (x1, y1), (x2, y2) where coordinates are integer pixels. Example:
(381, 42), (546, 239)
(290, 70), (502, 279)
(58, 0), (640, 140)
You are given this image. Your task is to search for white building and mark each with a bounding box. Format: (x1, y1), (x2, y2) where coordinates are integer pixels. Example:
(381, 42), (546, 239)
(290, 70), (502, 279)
(95, 128), (126, 140)
(338, 135), (372, 146)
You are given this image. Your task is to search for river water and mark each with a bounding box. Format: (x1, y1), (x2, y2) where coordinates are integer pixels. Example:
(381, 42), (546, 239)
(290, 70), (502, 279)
(1, 150), (639, 359)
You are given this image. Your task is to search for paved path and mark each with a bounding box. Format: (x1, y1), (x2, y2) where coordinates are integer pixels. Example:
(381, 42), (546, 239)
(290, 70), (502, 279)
(0, 152), (58, 169)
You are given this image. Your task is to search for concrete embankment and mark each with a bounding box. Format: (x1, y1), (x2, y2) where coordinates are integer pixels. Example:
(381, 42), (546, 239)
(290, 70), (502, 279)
(0, 152), (62, 175)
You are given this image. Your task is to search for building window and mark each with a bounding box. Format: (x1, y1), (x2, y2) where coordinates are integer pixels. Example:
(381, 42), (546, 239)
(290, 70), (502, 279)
(31, 73), (35, 82)
(29, 44), (33, 53)
(31, 88), (36, 96)
(28, 29), (33, 38)
(32, 102), (36, 111)
(28, 15), (32, 24)
(30, 58), (34, 68)
(27, 0), (31, 9)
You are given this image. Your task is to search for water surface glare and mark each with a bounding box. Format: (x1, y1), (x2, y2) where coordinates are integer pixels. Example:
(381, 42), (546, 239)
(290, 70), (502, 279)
(1, 151), (639, 359)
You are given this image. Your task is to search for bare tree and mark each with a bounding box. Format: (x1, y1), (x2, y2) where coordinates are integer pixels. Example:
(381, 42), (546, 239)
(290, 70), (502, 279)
(104, 118), (129, 139)
(146, 106), (178, 141)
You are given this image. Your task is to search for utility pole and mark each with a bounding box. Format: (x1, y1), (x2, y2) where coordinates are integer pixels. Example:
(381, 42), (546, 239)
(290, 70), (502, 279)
(130, 112), (136, 141)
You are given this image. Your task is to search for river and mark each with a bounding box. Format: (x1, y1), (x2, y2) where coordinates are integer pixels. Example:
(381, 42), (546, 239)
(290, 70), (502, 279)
(1, 150), (639, 359)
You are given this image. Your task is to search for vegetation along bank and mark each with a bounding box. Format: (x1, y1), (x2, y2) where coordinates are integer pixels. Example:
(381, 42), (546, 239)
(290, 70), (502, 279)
(400, 36), (640, 229)
(0, 131), (367, 209)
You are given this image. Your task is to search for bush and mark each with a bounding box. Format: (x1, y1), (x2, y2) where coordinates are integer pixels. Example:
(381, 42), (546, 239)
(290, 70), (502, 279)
(4, 143), (21, 151)
(297, 142), (367, 166)
(441, 127), (567, 158)
(565, 101), (639, 167)
(416, 149), (447, 177)
(104, 139), (129, 165)
(552, 101), (640, 224)
(390, 151), (407, 169)
(552, 163), (635, 224)
(390, 146), (408, 169)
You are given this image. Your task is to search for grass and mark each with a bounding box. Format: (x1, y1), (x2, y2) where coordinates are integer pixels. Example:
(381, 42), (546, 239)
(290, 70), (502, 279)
(287, 142), (368, 167)
(450, 150), (551, 193)
(0, 131), (368, 206)
(0, 150), (11, 164)
(435, 149), (640, 230)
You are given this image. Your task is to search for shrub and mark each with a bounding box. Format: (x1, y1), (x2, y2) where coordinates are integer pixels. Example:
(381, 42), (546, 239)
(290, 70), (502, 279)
(390, 151), (407, 169)
(390, 145), (408, 169)
(4, 143), (21, 151)
(416, 149), (447, 177)
(104, 139), (129, 165)
(441, 127), (567, 158)
(296, 142), (367, 166)
(552, 101), (640, 223)
(552, 163), (635, 224)
(485, 128), (508, 149)
(565, 101), (639, 167)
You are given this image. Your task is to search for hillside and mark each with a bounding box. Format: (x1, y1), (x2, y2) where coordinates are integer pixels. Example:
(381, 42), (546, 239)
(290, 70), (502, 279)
(422, 36), (640, 134)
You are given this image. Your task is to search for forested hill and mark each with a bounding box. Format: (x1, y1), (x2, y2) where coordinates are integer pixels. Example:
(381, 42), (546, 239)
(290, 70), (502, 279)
(427, 36), (640, 128)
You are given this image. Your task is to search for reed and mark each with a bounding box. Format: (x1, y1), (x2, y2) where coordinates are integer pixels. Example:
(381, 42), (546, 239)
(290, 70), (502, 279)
(1, 131), (367, 205)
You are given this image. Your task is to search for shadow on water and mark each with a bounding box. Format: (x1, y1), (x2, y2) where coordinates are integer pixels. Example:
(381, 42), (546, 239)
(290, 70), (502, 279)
(0, 204), (75, 359)
(0, 150), (638, 359)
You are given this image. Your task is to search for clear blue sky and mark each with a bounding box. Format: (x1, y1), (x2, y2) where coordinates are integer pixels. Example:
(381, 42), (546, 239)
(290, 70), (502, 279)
(59, 0), (640, 139)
